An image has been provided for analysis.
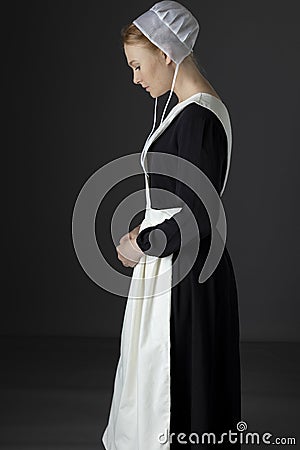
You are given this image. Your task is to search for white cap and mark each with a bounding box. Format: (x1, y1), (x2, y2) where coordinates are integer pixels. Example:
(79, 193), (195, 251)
(133, 0), (199, 65)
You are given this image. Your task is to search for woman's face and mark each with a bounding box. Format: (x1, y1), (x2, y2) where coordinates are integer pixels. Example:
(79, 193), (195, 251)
(124, 44), (173, 98)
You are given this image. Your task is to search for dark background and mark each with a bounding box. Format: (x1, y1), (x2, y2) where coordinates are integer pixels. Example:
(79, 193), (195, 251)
(4, 0), (299, 340)
(2, 2), (299, 448)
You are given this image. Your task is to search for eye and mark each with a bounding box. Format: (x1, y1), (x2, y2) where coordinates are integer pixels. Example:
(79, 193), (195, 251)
(135, 66), (140, 71)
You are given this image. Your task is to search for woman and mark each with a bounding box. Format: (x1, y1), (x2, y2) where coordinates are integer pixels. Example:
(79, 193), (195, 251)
(102, 2), (241, 449)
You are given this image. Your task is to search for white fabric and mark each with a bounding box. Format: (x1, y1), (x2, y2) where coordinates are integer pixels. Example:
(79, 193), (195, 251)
(102, 92), (233, 450)
(133, 0), (199, 65)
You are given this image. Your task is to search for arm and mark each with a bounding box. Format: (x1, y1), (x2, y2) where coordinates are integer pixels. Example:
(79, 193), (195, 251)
(136, 106), (227, 258)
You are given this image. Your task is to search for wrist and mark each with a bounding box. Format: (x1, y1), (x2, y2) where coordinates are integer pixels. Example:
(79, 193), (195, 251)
(131, 236), (145, 256)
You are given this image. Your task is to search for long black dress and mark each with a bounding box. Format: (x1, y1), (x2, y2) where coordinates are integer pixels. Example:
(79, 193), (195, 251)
(135, 102), (241, 449)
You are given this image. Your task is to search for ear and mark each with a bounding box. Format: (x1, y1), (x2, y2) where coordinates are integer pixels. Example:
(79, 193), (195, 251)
(165, 55), (173, 65)
(159, 50), (172, 66)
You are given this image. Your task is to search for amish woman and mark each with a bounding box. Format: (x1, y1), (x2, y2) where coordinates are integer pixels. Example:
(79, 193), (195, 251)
(102, 2), (241, 449)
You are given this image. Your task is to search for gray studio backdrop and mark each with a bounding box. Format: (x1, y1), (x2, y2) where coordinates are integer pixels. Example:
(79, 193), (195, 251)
(5, 0), (299, 341)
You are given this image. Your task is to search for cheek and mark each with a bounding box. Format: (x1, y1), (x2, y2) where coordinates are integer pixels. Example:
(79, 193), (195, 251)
(152, 72), (164, 90)
(148, 66), (160, 85)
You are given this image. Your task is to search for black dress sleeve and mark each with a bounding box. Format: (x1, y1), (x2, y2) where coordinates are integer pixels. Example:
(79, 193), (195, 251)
(136, 105), (227, 258)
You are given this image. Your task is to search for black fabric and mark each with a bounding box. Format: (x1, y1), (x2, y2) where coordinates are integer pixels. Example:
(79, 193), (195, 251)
(135, 103), (241, 449)
(136, 104), (227, 257)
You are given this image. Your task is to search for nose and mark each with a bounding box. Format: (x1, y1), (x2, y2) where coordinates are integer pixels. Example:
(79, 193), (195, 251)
(133, 71), (142, 85)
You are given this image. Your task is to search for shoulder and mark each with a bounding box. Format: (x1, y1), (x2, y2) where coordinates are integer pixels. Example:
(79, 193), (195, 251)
(175, 102), (227, 142)
(177, 102), (214, 119)
(176, 102), (222, 125)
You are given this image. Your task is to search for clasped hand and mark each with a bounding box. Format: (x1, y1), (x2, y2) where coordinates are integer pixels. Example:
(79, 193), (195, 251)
(116, 225), (144, 268)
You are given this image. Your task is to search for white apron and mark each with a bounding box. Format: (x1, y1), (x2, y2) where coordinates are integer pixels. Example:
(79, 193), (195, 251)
(102, 92), (232, 450)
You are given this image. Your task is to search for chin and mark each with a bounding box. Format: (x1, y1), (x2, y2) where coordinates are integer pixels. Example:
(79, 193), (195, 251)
(150, 89), (167, 99)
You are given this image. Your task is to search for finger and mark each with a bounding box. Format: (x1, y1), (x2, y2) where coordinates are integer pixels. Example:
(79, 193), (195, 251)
(119, 233), (129, 244)
(116, 249), (130, 265)
(116, 246), (128, 260)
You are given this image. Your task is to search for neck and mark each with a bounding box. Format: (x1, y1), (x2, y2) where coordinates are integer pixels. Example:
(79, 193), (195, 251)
(172, 58), (219, 103)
